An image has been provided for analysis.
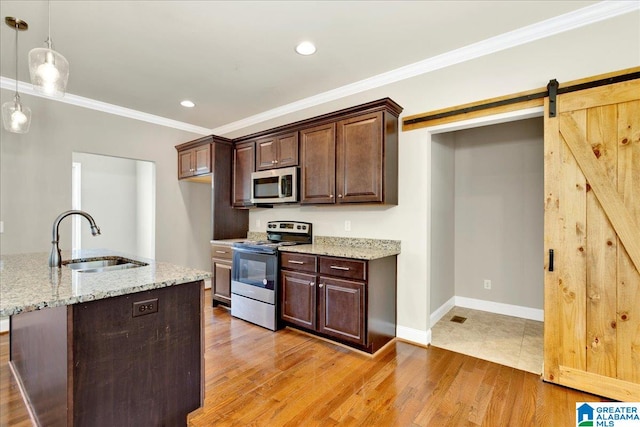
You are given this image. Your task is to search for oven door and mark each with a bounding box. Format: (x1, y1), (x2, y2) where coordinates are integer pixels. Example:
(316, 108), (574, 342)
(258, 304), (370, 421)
(231, 247), (277, 304)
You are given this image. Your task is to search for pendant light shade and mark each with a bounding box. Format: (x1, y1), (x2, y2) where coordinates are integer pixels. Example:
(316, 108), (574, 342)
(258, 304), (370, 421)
(2, 17), (31, 134)
(28, 0), (68, 97)
(29, 47), (69, 97)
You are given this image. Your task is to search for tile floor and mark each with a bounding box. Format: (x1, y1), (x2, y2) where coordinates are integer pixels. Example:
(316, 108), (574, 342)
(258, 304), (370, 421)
(430, 306), (543, 375)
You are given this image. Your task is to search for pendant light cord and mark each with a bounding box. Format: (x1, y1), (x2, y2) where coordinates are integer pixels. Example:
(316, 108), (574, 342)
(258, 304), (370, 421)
(47, 0), (52, 49)
(14, 21), (19, 97)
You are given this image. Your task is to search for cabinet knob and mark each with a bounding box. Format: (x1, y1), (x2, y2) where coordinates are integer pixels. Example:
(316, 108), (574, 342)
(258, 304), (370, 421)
(310, 282), (315, 287)
(274, 160), (278, 164)
(329, 194), (334, 198)
(319, 283), (324, 288)
(338, 194), (343, 198)
(271, 160), (276, 164)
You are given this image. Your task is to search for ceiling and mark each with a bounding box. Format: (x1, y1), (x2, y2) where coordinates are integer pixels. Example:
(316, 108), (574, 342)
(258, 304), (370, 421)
(0, 1), (610, 133)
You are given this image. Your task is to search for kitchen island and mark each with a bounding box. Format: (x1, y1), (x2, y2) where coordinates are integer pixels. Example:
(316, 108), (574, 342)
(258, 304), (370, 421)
(0, 250), (211, 427)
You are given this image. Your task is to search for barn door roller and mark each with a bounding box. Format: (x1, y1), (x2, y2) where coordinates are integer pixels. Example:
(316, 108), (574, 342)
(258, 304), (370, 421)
(547, 80), (559, 118)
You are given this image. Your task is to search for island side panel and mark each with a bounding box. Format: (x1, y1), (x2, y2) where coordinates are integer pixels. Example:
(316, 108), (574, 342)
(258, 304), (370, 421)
(10, 305), (69, 427)
(72, 281), (203, 427)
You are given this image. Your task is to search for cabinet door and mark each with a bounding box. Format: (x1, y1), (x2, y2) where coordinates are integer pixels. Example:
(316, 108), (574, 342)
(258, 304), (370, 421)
(276, 132), (299, 168)
(211, 258), (232, 306)
(193, 144), (211, 175)
(281, 270), (317, 329)
(300, 123), (336, 204)
(233, 142), (255, 207)
(178, 150), (194, 179)
(256, 137), (278, 170)
(318, 276), (365, 345)
(336, 112), (383, 203)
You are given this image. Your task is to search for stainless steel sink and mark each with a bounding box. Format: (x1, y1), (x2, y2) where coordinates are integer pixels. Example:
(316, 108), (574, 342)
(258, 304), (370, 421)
(63, 257), (148, 273)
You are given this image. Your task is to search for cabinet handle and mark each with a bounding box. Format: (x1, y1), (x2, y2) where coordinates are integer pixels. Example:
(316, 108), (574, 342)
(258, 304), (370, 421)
(215, 250), (227, 254)
(274, 160), (278, 164)
(338, 194), (343, 198)
(330, 265), (350, 271)
(310, 282), (315, 286)
(329, 194), (334, 198)
(272, 160), (276, 164)
(319, 283), (324, 288)
(288, 260), (304, 265)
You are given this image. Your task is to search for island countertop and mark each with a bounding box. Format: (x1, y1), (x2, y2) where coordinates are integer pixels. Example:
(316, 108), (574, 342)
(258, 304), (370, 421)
(0, 249), (211, 316)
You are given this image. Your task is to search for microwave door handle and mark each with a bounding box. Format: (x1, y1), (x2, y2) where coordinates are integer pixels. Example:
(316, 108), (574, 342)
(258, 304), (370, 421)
(279, 175), (286, 198)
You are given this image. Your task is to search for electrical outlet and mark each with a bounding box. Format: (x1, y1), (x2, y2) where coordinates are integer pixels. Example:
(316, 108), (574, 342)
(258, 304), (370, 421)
(0, 221), (3, 234)
(255, 219), (261, 228)
(133, 298), (158, 317)
(484, 279), (492, 290)
(344, 220), (351, 231)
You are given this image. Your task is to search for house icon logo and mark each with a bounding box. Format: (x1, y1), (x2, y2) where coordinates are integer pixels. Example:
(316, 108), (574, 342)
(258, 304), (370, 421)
(577, 403), (594, 426)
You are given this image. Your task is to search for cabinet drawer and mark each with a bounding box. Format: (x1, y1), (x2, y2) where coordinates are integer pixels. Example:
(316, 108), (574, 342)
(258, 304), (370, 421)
(211, 244), (233, 260)
(281, 252), (317, 273)
(319, 256), (366, 281)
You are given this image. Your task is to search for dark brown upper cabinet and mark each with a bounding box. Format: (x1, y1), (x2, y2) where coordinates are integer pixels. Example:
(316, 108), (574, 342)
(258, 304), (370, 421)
(177, 136), (212, 180)
(256, 131), (299, 171)
(300, 123), (336, 204)
(300, 105), (399, 205)
(232, 141), (255, 208)
(175, 136), (248, 239)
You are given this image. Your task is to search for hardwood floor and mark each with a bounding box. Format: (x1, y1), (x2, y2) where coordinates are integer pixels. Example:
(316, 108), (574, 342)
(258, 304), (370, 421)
(1, 290), (607, 426)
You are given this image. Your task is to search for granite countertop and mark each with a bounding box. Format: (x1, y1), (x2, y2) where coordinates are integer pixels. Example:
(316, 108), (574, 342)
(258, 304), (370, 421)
(278, 236), (401, 260)
(0, 249), (211, 317)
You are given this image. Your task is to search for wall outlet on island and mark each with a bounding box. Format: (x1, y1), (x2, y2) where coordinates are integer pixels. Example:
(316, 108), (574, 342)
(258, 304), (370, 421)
(484, 279), (491, 290)
(255, 219), (261, 229)
(0, 221), (3, 234)
(344, 220), (351, 231)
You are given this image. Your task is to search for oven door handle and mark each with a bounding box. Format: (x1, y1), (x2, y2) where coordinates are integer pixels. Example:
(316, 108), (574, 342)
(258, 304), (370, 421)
(232, 246), (274, 255)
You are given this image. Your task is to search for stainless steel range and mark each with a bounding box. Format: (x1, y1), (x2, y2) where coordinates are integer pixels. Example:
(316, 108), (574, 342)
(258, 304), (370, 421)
(231, 221), (312, 330)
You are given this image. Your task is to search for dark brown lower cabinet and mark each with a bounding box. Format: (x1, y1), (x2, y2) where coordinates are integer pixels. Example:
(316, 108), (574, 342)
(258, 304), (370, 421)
(211, 244), (233, 306)
(281, 270), (317, 329)
(280, 252), (396, 353)
(318, 276), (365, 345)
(9, 281), (203, 427)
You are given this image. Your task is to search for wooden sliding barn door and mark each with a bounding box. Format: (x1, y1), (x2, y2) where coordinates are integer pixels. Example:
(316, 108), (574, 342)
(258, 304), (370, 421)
(544, 79), (640, 401)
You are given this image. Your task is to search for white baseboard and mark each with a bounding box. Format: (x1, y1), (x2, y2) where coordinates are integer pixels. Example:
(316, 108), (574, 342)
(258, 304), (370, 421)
(430, 296), (456, 327)
(0, 317), (8, 333)
(396, 325), (431, 346)
(455, 296), (544, 322)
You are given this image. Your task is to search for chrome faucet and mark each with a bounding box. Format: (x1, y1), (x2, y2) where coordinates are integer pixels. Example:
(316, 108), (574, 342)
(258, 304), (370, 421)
(49, 210), (101, 268)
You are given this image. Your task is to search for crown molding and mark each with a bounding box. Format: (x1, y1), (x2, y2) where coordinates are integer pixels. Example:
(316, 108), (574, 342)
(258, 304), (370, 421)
(0, 76), (211, 136)
(212, 0), (639, 135)
(2, 1), (637, 137)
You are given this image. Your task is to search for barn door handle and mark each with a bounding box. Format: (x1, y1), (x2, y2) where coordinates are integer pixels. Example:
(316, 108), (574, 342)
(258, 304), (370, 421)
(548, 249), (554, 272)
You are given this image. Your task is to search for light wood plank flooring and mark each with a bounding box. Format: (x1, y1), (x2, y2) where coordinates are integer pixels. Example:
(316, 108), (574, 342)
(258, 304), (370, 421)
(1, 290), (607, 426)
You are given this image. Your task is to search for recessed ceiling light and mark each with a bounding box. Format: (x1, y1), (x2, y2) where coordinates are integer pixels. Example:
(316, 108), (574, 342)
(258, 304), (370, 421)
(180, 100), (195, 108)
(295, 41), (316, 56)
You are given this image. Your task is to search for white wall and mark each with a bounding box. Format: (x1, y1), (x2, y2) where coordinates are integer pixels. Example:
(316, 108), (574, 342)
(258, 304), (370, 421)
(238, 13), (639, 343)
(429, 134), (455, 314)
(0, 94), (211, 271)
(73, 152), (139, 255)
(453, 118), (544, 309)
(1, 10), (637, 342)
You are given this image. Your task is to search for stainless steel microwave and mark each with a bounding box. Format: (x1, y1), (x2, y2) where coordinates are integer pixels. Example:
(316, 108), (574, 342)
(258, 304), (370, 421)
(250, 166), (298, 204)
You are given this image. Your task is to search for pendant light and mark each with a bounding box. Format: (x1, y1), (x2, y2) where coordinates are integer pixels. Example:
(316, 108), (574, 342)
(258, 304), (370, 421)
(28, 0), (69, 97)
(2, 17), (31, 134)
